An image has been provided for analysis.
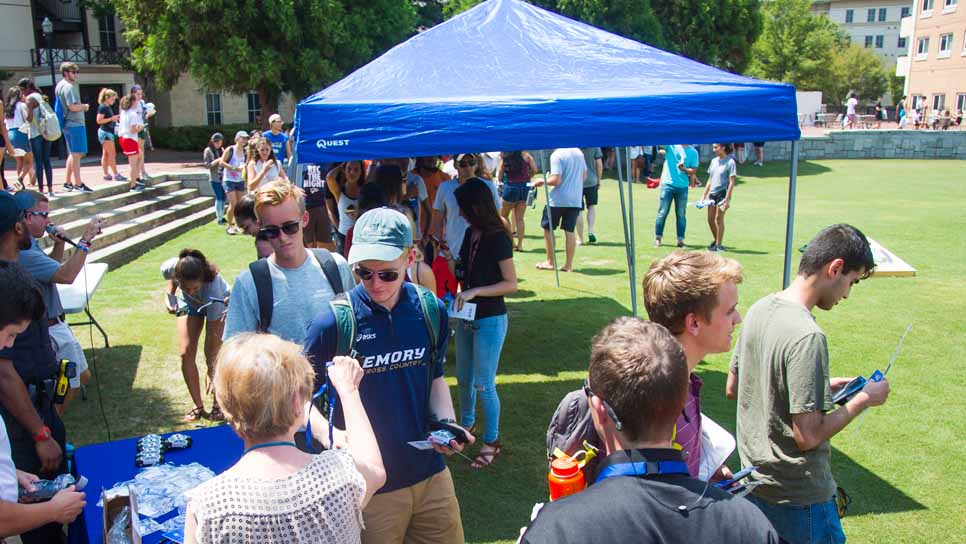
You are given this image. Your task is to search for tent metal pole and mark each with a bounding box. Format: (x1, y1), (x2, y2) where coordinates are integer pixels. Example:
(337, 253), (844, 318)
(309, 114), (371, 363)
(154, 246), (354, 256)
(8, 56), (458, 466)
(626, 150), (638, 316)
(783, 140), (800, 289)
(614, 148), (634, 309)
(540, 149), (560, 287)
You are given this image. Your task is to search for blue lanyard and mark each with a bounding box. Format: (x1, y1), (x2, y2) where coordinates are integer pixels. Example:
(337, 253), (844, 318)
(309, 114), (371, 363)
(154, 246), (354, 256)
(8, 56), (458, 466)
(244, 441), (297, 455)
(304, 362), (336, 453)
(595, 460), (690, 485)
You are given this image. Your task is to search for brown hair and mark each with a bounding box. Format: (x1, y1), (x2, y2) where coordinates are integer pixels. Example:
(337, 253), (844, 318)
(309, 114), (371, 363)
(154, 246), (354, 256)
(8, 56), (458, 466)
(642, 251), (743, 335)
(214, 333), (315, 442)
(588, 317), (688, 442)
(254, 179), (305, 219)
(174, 248), (218, 284)
(119, 95), (133, 111)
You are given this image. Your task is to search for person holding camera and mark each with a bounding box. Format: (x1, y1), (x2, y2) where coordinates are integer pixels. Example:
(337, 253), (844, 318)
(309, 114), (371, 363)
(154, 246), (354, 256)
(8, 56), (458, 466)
(161, 249), (230, 422)
(305, 207), (473, 544)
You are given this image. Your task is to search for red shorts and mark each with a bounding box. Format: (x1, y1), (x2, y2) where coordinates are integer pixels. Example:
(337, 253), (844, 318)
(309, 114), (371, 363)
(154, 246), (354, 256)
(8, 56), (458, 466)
(119, 137), (139, 156)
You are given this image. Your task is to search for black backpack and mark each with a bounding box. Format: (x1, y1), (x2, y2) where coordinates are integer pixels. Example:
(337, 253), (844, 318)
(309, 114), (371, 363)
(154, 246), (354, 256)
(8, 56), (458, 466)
(546, 387), (603, 480)
(249, 249), (345, 333)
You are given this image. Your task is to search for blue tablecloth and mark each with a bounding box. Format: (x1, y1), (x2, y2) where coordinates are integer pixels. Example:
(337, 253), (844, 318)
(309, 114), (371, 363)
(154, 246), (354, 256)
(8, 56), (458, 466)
(70, 424), (243, 544)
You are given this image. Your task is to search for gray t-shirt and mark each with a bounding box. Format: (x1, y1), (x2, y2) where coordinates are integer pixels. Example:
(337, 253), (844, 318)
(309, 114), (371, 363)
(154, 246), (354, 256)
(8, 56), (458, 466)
(581, 147), (602, 188)
(730, 294), (836, 505)
(549, 148), (587, 208)
(707, 156), (736, 193)
(223, 250), (354, 344)
(55, 80), (84, 127)
(433, 178), (501, 257)
(18, 239), (64, 319)
(160, 258), (231, 321)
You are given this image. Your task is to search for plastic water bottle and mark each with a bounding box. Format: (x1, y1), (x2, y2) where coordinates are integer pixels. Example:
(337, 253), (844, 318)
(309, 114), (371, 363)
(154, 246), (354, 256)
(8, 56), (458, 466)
(548, 457), (585, 501)
(18, 473), (88, 503)
(694, 199), (715, 209)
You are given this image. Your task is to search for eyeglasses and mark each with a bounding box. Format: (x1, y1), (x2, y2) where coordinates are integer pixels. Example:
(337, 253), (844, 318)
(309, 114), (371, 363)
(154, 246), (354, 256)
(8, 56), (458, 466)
(457, 159), (476, 167)
(26, 211), (49, 219)
(258, 220), (301, 240)
(583, 378), (623, 431)
(353, 265), (401, 283)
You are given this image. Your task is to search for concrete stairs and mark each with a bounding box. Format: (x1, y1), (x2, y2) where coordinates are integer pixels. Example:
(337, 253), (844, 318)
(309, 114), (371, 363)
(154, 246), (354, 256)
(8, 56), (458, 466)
(41, 176), (215, 269)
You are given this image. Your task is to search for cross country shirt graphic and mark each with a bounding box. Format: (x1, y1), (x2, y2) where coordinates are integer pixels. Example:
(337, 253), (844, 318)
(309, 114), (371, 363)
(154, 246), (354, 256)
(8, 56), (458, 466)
(304, 283), (450, 493)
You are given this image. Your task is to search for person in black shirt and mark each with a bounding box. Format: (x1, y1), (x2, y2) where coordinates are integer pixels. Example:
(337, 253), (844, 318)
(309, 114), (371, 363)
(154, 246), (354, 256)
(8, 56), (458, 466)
(452, 178), (517, 469)
(95, 88), (123, 183)
(521, 318), (778, 544)
(301, 163), (334, 250)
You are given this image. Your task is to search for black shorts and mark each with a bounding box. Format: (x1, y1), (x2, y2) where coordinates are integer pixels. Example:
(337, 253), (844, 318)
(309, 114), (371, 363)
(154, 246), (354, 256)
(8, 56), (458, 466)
(709, 189), (728, 206)
(753, 142), (765, 148)
(582, 185), (599, 208)
(540, 206), (580, 232)
(303, 206), (333, 245)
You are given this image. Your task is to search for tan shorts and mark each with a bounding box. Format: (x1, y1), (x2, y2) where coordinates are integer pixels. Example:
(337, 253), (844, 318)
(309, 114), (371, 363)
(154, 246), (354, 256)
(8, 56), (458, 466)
(304, 206), (333, 245)
(361, 467), (464, 544)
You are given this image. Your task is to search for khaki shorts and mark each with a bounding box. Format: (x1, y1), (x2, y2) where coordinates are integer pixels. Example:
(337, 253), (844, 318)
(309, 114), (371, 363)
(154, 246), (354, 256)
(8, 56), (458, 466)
(304, 206), (333, 245)
(361, 467), (464, 544)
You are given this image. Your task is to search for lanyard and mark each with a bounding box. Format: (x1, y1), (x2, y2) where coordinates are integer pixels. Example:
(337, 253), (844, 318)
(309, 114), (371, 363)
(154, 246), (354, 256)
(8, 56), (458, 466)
(595, 460), (690, 485)
(244, 441), (297, 455)
(304, 362), (336, 453)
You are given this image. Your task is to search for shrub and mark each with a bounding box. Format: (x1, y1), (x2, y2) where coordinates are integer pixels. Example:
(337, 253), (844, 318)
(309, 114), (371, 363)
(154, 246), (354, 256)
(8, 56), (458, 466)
(150, 124), (255, 151)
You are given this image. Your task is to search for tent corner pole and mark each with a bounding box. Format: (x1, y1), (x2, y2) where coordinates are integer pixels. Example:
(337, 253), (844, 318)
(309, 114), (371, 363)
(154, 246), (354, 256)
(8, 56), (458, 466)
(615, 147), (635, 315)
(540, 150), (560, 288)
(783, 140), (800, 289)
(625, 150), (637, 317)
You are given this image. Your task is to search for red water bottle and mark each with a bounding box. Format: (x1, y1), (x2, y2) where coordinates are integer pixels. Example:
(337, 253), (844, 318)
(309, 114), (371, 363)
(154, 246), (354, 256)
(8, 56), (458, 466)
(548, 457), (585, 501)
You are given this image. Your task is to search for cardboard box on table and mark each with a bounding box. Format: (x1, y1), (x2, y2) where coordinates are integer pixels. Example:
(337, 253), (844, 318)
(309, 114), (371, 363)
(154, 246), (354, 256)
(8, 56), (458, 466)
(101, 485), (142, 543)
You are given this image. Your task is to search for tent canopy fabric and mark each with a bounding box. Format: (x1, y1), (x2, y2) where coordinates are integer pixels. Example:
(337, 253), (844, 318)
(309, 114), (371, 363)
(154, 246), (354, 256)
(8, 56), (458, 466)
(295, 0), (800, 163)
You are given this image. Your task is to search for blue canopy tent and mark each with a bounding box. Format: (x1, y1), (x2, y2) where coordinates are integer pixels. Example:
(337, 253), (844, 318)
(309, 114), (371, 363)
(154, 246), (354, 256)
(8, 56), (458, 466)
(295, 0), (803, 313)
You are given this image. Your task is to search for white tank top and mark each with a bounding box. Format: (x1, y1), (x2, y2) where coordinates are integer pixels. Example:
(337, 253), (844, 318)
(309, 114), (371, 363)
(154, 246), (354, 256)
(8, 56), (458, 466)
(337, 193), (358, 235)
(252, 159), (281, 189)
(4, 102), (27, 131)
(222, 146), (246, 182)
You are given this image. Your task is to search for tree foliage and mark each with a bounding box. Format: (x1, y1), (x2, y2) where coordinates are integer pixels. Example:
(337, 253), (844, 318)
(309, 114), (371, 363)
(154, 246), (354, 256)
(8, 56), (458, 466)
(651, 0), (762, 73)
(821, 45), (889, 105)
(113, 0), (417, 125)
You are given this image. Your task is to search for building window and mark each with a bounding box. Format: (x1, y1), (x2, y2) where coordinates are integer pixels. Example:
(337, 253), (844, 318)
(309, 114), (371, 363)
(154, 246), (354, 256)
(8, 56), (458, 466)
(939, 32), (954, 57)
(846, 9), (854, 23)
(99, 15), (117, 51)
(247, 92), (261, 124)
(867, 8), (876, 21)
(923, 0), (935, 14)
(205, 93), (222, 126)
(916, 36), (930, 58)
(899, 36), (908, 48)
(912, 95), (925, 109)
(901, 6), (912, 18)
(944, 0), (958, 11)
(865, 35), (874, 47)
(956, 93), (966, 112)
(876, 35), (885, 48)
(879, 8), (888, 21)
(932, 94), (945, 111)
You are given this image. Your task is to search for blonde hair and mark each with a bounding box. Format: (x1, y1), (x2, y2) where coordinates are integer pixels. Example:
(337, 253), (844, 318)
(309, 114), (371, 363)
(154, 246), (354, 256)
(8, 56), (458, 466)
(97, 88), (117, 104)
(254, 179), (305, 219)
(642, 250), (743, 335)
(214, 333), (315, 443)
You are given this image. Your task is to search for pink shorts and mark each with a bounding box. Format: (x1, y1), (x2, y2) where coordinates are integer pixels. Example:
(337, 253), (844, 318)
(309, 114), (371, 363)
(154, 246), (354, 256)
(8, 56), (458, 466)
(119, 137), (139, 156)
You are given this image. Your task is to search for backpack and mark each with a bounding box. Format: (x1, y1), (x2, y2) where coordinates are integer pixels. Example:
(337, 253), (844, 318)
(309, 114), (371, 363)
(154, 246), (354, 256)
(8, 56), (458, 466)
(33, 98), (62, 142)
(546, 388), (603, 479)
(249, 249), (345, 333)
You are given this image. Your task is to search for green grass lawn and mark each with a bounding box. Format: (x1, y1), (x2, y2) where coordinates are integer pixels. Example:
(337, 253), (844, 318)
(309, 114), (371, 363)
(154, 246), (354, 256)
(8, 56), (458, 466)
(64, 159), (965, 543)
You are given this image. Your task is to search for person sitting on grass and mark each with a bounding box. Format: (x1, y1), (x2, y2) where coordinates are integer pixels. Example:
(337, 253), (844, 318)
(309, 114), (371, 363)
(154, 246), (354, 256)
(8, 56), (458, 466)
(161, 249), (230, 422)
(184, 333), (385, 544)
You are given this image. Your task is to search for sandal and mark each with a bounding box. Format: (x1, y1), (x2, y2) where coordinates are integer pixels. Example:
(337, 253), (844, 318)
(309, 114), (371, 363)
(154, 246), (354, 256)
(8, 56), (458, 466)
(183, 405), (207, 422)
(471, 441), (502, 470)
(208, 405), (224, 422)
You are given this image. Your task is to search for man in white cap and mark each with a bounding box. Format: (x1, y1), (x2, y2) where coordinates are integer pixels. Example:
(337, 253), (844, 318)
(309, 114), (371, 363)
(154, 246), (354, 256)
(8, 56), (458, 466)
(305, 206), (472, 544)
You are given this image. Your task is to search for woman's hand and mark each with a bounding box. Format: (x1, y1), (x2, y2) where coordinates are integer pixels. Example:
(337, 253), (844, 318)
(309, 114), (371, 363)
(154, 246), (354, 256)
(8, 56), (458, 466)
(454, 288), (479, 312)
(719, 199), (730, 212)
(16, 469), (39, 492)
(327, 356), (363, 396)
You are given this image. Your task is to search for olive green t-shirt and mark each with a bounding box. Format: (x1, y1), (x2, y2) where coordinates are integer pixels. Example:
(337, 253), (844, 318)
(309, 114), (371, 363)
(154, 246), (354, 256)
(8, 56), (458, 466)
(730, 294), (836, 505)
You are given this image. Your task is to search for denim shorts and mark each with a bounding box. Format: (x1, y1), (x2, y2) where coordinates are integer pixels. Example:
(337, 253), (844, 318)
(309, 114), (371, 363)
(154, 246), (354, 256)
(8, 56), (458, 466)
(64, 125), (88, 154)
(7, 129), (29, 151)
(224, 180), (246, 193)
(97, 129), (116, 144)
(746, 494), (845, 544)
(709, 189), (728, 206)
(502, 182), (529, 203)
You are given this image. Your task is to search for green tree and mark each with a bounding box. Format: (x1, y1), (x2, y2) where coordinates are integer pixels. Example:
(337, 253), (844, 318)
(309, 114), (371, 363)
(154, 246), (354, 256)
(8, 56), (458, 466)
(746, 0), (844, 91)
(651, 0), (762, 73)
(819, 45), (888, 106)
(113, 0), (417, 127)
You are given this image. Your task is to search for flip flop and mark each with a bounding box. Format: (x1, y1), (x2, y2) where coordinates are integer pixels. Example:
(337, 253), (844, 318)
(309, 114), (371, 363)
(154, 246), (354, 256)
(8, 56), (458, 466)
(183, 406), (207, 422)
(471, 442), (502, 470)
(535, 262), (555, 270)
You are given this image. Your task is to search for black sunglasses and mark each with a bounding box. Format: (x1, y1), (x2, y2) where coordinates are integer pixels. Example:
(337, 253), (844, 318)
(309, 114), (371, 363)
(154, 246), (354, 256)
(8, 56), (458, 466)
(583, 378), (623, 431)
(457, 159), (476, 167)
(353, 265), (401, 282)
(258, 220), (300, 240)
(26, 211), (49, 218)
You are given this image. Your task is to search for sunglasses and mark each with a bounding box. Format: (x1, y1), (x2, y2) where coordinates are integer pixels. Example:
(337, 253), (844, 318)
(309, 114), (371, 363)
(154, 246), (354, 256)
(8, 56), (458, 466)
(583, 378), (623, 431)
(258, 220), (300, 240)
(353, 265), (401, 282)
(457, 159), (476, 167)
(26, 211), (49, 219)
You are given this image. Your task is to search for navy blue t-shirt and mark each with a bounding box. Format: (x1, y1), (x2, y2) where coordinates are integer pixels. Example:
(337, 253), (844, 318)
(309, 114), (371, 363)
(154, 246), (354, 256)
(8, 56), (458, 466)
(304, 282), (450, 493)
(262, 130), (288, 162)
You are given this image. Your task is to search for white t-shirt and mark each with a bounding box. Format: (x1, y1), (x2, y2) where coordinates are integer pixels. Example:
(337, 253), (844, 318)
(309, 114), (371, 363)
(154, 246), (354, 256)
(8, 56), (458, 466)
(433, 178), (501, 257)
(118, 108), (141, 139)
(0, 415), (18, 503)
(548, 148), (587, 208)
(847, 98), (858, 116)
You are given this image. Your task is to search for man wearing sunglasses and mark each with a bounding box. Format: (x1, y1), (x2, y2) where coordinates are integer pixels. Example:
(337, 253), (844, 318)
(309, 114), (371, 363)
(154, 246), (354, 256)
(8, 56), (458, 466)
(521, 318), (776, 544)
(305, 207), (472, 544)
(17, 191), (101, 413)
(224, 180), (354, 344)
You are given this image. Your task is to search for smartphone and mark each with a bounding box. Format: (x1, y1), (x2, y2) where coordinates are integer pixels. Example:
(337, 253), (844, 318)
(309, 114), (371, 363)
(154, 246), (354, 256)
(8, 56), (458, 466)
(714, 466), (757, 489)
(832, 376), (867, 405)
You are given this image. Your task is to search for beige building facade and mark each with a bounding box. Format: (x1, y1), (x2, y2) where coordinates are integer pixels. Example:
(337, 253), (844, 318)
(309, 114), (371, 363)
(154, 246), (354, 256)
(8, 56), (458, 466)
(812, 0), (914, 66)
(898, 0), (966, 114)
(0, 1), (296, 151)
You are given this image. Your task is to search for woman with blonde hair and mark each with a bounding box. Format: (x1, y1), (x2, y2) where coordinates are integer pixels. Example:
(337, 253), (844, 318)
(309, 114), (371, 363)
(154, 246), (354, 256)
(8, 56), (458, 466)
(246, 138), (288, 191)
(117, 94), (145, 190)
(95, 88), (124, 182)
(184, 335), (385, 544)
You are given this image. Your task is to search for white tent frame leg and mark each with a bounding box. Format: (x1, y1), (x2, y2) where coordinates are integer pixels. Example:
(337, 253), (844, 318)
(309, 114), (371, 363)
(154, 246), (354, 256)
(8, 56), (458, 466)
(539, 150), (561, 287)
(782, 140), (801, 289)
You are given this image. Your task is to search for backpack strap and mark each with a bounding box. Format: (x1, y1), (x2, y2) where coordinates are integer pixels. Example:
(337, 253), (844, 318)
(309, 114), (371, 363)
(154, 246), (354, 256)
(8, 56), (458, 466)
(248, 258), (273, 333)
(310, 249), (345, 295)
(413, 285), (445, 420)
(328, 294), (357, 357)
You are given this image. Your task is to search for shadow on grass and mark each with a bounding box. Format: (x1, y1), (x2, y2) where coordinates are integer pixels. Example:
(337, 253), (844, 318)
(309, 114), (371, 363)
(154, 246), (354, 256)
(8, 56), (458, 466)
(737, 160), (833, 179)
(64, 344), (183, 446)
(506, 289), (538, 299)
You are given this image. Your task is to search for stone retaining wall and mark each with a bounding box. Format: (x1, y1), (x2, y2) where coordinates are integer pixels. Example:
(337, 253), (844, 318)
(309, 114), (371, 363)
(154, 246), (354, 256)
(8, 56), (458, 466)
(695, 130), (966, 161)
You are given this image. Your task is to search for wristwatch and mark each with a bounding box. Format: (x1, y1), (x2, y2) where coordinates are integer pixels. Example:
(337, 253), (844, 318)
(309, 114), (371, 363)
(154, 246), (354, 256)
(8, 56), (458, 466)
(32, 425), (52, 442)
